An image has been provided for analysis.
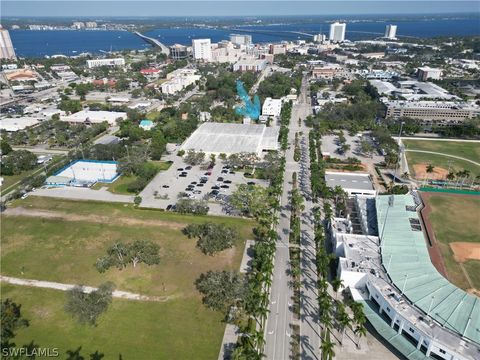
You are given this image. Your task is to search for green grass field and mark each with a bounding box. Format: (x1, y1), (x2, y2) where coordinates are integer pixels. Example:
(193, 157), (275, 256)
(403, 139), (480, 163)
(1, 197), (254, 359)
(424, 193), (480, 290)
(404, 140), (480, 179)
(91, 161), (172, 195)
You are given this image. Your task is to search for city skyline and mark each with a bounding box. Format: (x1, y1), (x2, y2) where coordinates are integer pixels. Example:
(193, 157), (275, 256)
(2, 0), (480, 17)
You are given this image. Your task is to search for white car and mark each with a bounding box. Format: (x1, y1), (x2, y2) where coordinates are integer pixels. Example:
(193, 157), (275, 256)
(21, 193), (29, 200)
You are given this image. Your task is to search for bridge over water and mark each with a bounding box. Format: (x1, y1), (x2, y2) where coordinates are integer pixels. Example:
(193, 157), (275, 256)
(133, 31), (170, 55)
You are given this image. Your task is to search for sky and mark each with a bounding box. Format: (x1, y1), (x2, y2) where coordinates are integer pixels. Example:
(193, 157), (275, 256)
(2, 0), (480, 17)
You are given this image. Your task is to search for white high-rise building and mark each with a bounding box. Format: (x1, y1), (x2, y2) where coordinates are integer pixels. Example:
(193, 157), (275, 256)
(329, 22), (346, 42)
(230, 34), (252, 46)
(0, 26), (16, 60)
(192, 39), (212, 62)
(385, 25), (397, 40)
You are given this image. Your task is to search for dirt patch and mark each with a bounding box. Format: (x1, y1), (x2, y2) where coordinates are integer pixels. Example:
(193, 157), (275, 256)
(413, 164), (448, 180)
(4, 207), (185, 230)
(450, 242), (480, 263)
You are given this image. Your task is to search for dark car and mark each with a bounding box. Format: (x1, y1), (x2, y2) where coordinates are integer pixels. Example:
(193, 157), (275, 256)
(177, 168), (184, 171)
(166, 204), (173, 211)
(247, 181), (256, 185)
(244, 172), (252, 177)
(190, 181), (197, 185)
(205, 171), (212, 176)
(229, 171), (236, 174)
(211, 185), (220, 190)
(210, 190), (219, 196)
(223, 180), (232, 184)
(197, 183), (204, 187)
(162, 185), (170, 188)
(217, 177), (224, 181)
(221, 170), (228, 174)
(200, 179), (207, 184)
(185, 166), (192, 170)
(221, 185), (229, 189)
(179, 174), (187, 177)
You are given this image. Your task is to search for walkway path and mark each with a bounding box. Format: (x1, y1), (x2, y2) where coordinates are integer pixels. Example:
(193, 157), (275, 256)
(31, 186), (134, 203)
(404, 149), (480, 166)
(400, 137), (480, 143)
(0, 275), (169, 302)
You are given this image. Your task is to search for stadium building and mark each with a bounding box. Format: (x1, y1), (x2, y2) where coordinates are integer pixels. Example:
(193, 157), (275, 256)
(331, 193), (480, 360)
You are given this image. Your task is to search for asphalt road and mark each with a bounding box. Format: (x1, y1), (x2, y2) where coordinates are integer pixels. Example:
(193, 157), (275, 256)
(265, 75), (320, 360)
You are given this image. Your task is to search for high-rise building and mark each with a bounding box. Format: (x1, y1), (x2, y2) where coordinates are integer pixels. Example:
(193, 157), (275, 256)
(230, 34), (252, 46)
(169, 44), (189, 60)
(329, 22), (346, 42)
(0, 26), (16, 60)
(85, 22), (97, 29)
(385, 25), (397, 40)
(192, 39), (212, 61)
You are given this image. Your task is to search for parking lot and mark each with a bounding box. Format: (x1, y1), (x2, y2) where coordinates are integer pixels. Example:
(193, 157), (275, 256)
(139, 149), (269, 214)
(320, 131), (384, 165)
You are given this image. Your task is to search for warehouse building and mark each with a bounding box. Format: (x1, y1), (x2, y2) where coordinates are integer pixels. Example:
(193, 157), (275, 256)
(180, 122), (279, 156)
(61, 110), (127, 126)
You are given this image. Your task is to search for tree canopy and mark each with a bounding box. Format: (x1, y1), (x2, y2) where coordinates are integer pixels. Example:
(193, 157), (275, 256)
(95, 240), (160, 273)
(183, 222), (239, 255)
(64, 282), (115, 326)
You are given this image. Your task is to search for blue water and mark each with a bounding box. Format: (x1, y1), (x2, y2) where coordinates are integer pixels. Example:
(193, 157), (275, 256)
(10, 18), (480, 57)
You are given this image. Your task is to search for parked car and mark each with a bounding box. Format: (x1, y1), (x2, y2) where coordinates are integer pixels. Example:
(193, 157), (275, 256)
(190, 181), (197, 185)
(162, 185), (170, 188)
(229, 171), (236, 174)
(177, 168), (184, 171)
(221, 185), (229, 189)
(166, 204), (173, 211)
(193, 190), (202, 194)
(210, 190), (219, 196)
(179, 174), (187, 177)
(211, 185), (220, 190)
(197, 183), (204, 187)
(217, 177), (224, 181)
(224, 180), (232, 184)
(221, 170), (228, 174)
(185, 166), (192, 170)
(247, 181), (256, 185)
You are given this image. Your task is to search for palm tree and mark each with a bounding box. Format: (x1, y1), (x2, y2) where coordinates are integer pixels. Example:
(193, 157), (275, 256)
(336, 304), (350, 346)
(426, 164), (435, 173)
(331, 278), (344, 300)
(320, 330), (336, 360)
(354, 324), (367, 349)
(402, 171), (409, 180)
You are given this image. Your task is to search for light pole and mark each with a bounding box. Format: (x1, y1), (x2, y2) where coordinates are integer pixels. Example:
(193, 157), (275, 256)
(392, 121), (404, 187)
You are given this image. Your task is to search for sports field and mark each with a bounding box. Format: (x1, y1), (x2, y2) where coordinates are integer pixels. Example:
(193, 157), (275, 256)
(403, 139), (480, 179)
(1, 196), (254, 359)
(420, 192), (480, 293)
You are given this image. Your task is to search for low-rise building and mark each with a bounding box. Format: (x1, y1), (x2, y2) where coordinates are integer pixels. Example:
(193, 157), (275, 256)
(233, 57), (268, 72)
(0, 117), (41, 132)
(86, 58), (125, 68)
(325, 172), (376, 196)
(61, 110), (127, 126)
(311, 63), (346, 80)
(416, 66), (442, 81)
(383, 100), (480, 124)
(261, 97), (282, 119)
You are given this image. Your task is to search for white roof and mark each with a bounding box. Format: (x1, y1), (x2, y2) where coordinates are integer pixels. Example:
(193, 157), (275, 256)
(61, 110), (127, 125)
(181, 122), (279, 155)
(0, 117), (40, 132)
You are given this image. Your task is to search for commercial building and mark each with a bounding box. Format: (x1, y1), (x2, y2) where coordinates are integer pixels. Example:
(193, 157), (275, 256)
(169, 44), (189, 60)
(192, 39), (212, 62)
(383, 100), (480, 124)
(384, 24), (398, 40)
(329, 22), (346, 42)
(370, 79), (458, 101)
(160, 68), (201, 95)
(417, 66), (443, 81)
(86, 58), (125, 68)
(311, 63), (346, 80)
(230, 34), (252, 46)
(261, 97), (282, 119)
(331, 193), (480, 360)
(325, 172), (376, 196)
(233, 57), (268, 72)
(180, 122), (280, 156)
(61, 110), (127, 126)
(269, 44), (287, 55)
(0, 25), (17, 60)
(47, 160), (119, 187)
(0, 117), (41, 132)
